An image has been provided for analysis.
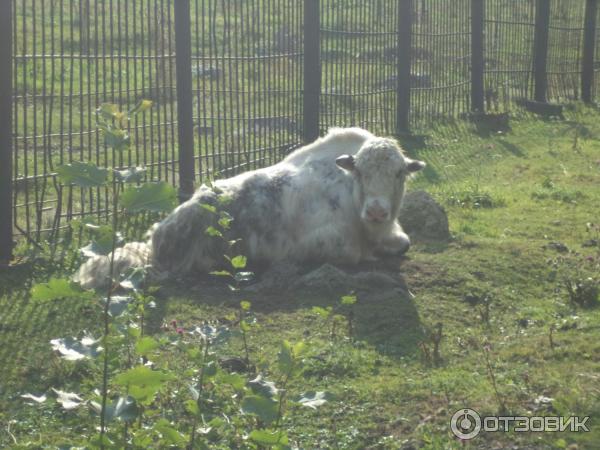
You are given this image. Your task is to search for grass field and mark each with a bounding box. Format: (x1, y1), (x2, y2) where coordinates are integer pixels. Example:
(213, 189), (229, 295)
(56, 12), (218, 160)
(1, 103), (599, 448)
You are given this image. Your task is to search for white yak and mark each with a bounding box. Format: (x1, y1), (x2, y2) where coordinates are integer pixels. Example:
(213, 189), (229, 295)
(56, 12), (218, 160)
(75, 127), (425, 289)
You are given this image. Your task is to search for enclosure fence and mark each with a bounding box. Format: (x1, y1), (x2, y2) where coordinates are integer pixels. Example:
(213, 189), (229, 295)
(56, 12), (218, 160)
(1, 0), (599, 262)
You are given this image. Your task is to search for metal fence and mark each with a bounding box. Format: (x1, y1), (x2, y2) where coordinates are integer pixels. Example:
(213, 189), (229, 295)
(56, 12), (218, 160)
(1, 0), (599, 262)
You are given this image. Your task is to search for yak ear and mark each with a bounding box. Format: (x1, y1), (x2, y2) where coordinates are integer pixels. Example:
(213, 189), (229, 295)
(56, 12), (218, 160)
(336, 154), (356, 171)
(406, 159), (426, 173)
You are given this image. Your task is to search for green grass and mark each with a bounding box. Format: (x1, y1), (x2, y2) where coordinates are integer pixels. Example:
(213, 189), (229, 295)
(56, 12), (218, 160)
(2, 104), (600, 448)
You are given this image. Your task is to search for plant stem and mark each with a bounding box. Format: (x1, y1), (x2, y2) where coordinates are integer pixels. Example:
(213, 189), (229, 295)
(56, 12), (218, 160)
(99, 183), (120, 448)
(483, 345), (506, 414)
(274, 365), (293, 430)
(242, 329), (249, 364)
(189, 338), (210, 450)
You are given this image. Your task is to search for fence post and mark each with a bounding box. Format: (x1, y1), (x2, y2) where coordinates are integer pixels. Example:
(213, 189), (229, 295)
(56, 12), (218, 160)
(0, 0), (13, 264)
(582, 0), (598, 103)
(396, 0), (412, 134)
(471, 0), (485, 112)
(303, 0), (320, 143)
(533, 0), (550, 102)
(174, 0), (195, 201)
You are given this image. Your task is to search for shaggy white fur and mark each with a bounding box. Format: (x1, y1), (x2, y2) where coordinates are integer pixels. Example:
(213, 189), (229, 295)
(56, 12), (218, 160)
(75, 127), (425, 289)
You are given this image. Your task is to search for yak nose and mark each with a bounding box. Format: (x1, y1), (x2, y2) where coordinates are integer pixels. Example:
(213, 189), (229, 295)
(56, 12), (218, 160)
(365, 203), (389, 223)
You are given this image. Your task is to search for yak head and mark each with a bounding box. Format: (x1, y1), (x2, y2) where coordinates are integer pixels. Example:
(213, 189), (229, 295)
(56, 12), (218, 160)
(336, 137), (425, 230)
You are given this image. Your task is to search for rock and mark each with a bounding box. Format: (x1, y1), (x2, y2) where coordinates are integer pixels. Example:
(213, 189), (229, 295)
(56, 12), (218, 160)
(245, 263), (301, 293)
(399, 190), (450, 242)
(545, 241), (569, 253)
(290, 264), (407, 295)
(247, 263), (408, 295)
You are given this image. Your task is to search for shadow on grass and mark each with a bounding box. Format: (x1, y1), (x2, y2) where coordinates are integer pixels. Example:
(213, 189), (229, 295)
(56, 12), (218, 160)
(470, 113), (512, 138)
(414, 241), (451, 254)
(148, 260), (425, 359)
(0, 256), (424, 396)
(497, 139), (526, 157)
(0, 260), (102, 397)
(396, 134), (442, 184)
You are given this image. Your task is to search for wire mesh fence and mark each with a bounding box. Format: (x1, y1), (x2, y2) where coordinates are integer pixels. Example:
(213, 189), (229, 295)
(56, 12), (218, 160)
(190, 0), (304, 180)
(1, 0), (599, 256)
(547, 0), (586, 101)
(411, 0), (472, 126)
(484, 0), (536, 111)
(319, 0), (399, 135)
(594, 0), (600, 98)
(11, 0), (178, 242)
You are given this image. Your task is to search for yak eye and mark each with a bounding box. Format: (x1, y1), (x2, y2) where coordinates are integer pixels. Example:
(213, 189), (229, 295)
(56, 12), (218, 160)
(396, 170), (405, 178)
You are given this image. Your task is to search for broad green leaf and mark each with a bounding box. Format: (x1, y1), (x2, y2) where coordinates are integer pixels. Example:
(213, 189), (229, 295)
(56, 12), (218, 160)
(218, 216), (232, 230)
(121, 182), (177, 213)
(210, 270), (233, 278)
(200, 203), (217, 214)
(241, 395), (278, 424)
(293, 341), (307, 357)
(203, 360), (218, 378)
(89, 433), (115, 448)
(185, 399), (199, 416)
(97, 103), (120, 121)
(31, 278), (93, 302)
(50, 336), (103, 361)
(277, 340), (294, 374)
(114, 366), (175, 404)
(240, 300), (252, 311)
(231, 255), (247, 269)
(128, 326), (141, 338)
(277, 340), (306, 376)
(81, 224), (123, 257)
(52, 388), (85, 410)
(131, 432), (153, 448)
(205, 226), (223, 237)
(115, 166), (147, 183)
(129, 99), (153, 116)
(217, 194), (233, 206)
(154, 419), (186, 445)
(56, 161), (109, 188)
(248, 375), (279, 398)
(218, 211), (233, 230)
(135, 336), (160, 356)
(311, 306), (332, 318)
(104, 128), (130, 151)
(296, 391), (330, 409)
(240, 320), (251, 332)
(341, 294), (358, 306)
(218, 373), (246, 391)
(249, 429), (288, 446)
